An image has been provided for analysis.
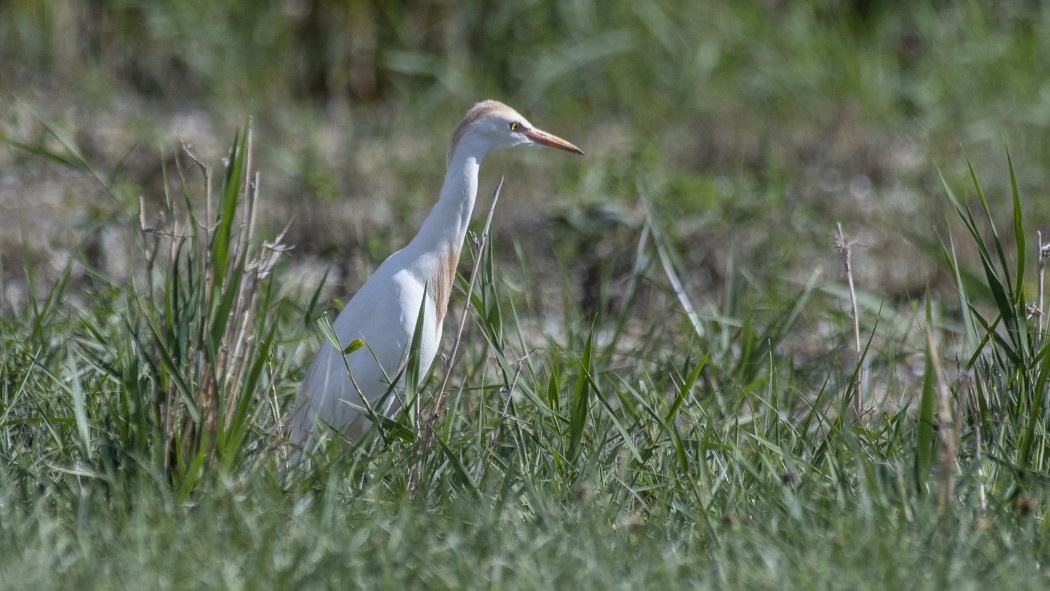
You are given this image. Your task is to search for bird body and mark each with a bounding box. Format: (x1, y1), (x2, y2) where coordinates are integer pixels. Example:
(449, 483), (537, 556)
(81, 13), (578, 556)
(288, 100), (582, 451)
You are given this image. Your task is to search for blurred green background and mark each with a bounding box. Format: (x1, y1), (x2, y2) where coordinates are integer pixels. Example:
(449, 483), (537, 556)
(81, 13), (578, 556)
(2, 0), (1049, 308)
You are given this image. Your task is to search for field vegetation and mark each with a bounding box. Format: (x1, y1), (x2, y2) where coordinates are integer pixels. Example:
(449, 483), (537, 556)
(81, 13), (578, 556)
(2, 1), (1050, 588)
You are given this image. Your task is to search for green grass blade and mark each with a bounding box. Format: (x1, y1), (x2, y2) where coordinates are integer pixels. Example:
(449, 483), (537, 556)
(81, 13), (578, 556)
(582, 368), (643, 463)
(567, 328), (594, 462)
(210, 127), (246, 290)
(145, 314), (202, 425)
(68, 352), (93, 462)
(1007, 150), (1025, 308)
(942, 229), (981, 352)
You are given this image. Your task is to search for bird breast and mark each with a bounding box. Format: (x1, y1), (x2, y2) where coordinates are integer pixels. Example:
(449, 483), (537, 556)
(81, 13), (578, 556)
(431, 244), (461, 326)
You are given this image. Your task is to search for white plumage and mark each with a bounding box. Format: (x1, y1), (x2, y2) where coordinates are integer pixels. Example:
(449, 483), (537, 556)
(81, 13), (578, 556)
(288, 100), (583, 452)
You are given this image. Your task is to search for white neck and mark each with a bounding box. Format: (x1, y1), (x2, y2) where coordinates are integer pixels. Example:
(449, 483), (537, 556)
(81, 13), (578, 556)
(405, 147), (483, 260)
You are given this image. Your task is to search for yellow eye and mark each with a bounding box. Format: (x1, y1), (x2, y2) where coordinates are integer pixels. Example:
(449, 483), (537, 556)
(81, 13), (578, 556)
(509, 122), (520, 132)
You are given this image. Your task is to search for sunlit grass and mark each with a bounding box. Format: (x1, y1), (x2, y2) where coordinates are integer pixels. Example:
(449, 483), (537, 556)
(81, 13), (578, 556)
(2, 2), (1050, 588)
(2, 117), (1049, 588)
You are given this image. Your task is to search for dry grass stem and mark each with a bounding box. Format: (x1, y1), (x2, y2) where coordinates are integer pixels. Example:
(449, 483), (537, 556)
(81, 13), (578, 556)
(409, 176), (505, 495)
(965, 375), (986, 513)
(641, 195), (704, 341)
(926, 330), (956, 519)
(135, 127), (290, 473)
(834, 222), (863, 418)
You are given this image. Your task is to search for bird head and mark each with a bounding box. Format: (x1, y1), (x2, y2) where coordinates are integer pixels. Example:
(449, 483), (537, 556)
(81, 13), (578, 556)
(447, 100), (583, 167)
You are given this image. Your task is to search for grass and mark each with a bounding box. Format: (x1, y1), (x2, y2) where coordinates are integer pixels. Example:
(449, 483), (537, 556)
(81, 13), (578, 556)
(2, 118), (1049, 589)
(3, 1), (1050, 589)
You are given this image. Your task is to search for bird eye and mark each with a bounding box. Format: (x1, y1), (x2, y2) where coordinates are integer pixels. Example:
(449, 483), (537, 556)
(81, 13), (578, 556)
(509, 122), (520, 132)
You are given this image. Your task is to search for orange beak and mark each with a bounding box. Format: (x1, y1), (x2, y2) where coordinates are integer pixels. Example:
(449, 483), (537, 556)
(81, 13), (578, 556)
(523, 127), (584, 156)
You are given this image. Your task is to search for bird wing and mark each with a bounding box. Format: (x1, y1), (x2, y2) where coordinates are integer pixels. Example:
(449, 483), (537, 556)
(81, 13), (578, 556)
(288, 258), (441, 448)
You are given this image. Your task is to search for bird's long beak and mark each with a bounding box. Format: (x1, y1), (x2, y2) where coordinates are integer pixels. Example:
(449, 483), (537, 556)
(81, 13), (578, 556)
(524, 127), (584, 156)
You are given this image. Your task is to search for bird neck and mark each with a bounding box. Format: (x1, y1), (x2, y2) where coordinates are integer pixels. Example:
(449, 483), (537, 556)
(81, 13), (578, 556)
(407, 153), (481, 261)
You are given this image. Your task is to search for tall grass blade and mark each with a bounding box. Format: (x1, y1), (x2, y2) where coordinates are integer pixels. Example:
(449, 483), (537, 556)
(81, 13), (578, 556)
(1007, 151), (1025, 308)
(567, 327), (594, 462)
(68, 353), (92, 462)
(210, 127), (246, 291)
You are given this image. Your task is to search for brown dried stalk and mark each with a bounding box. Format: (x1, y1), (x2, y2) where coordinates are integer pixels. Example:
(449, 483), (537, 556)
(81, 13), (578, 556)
(926, 330), (956, 519)
(409, 176), (505, 495)
(834, 223), (863, 418)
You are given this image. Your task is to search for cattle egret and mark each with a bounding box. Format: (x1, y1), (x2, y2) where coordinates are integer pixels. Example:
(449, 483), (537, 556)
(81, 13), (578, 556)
(288, 100), (583, 452)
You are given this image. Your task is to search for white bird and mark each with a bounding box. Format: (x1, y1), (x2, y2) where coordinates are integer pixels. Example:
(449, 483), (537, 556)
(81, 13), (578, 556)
(288, 100), (583, 452)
